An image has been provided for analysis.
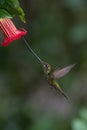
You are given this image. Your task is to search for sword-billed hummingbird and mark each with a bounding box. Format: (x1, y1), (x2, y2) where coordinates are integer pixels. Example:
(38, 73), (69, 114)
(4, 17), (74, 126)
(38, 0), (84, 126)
(23, 37), (75, 100)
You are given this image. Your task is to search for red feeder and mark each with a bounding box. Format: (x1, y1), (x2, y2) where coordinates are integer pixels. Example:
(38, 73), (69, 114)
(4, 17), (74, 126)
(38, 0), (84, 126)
(0, 18), (27, 46)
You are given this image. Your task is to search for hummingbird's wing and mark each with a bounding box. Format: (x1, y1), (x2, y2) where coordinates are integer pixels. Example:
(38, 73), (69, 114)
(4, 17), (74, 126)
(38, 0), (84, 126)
(51, 64), (75, 79)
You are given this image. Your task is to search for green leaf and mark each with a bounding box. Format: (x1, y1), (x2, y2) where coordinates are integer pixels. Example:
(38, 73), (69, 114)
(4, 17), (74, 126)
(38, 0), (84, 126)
(0, 0), (26, 22)
(6, 0), (26, 22)
(0, 9), (12, 18)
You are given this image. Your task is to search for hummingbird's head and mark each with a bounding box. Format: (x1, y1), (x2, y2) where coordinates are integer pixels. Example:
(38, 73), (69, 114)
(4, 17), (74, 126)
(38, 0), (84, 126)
(42, 62), (51, 75)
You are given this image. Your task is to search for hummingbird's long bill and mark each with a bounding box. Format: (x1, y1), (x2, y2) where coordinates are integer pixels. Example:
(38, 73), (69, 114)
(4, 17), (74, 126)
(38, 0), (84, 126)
(22, 37), (43, 65)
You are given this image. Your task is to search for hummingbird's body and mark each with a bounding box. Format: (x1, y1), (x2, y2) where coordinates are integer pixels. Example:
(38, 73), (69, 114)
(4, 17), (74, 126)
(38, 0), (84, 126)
(42, 62), (57, 88)
(46, 73), (64, 97)
(42, 61), (74, 99)
(47, 77), (67, 99)
(23, 37), (75, 100)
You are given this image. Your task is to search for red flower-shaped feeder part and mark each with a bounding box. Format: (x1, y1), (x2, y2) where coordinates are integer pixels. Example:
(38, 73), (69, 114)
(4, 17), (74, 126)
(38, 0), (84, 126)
(0, 18), (27, 46)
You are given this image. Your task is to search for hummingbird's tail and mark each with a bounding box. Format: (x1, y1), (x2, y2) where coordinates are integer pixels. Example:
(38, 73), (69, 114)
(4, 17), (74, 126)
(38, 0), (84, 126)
(58, 87), (69, 100)
(54, 83), (69, 100)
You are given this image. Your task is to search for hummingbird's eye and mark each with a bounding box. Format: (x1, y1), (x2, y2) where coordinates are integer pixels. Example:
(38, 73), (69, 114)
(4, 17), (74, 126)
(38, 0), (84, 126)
(43, 64), (48, 68)
(46, 64), (49, 68)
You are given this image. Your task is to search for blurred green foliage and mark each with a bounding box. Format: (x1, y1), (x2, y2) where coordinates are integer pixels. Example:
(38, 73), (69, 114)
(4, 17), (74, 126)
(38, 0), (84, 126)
(0, 0), (87, 130)
(72, 108), (87, 130)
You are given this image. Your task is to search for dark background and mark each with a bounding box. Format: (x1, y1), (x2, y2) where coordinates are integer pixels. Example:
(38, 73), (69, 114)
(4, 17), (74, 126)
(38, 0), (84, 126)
(0, 0), (87, 130)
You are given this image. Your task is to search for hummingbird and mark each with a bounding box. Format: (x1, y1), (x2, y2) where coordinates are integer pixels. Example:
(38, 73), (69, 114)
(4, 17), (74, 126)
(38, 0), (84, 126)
(23, 37), (75, 100)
